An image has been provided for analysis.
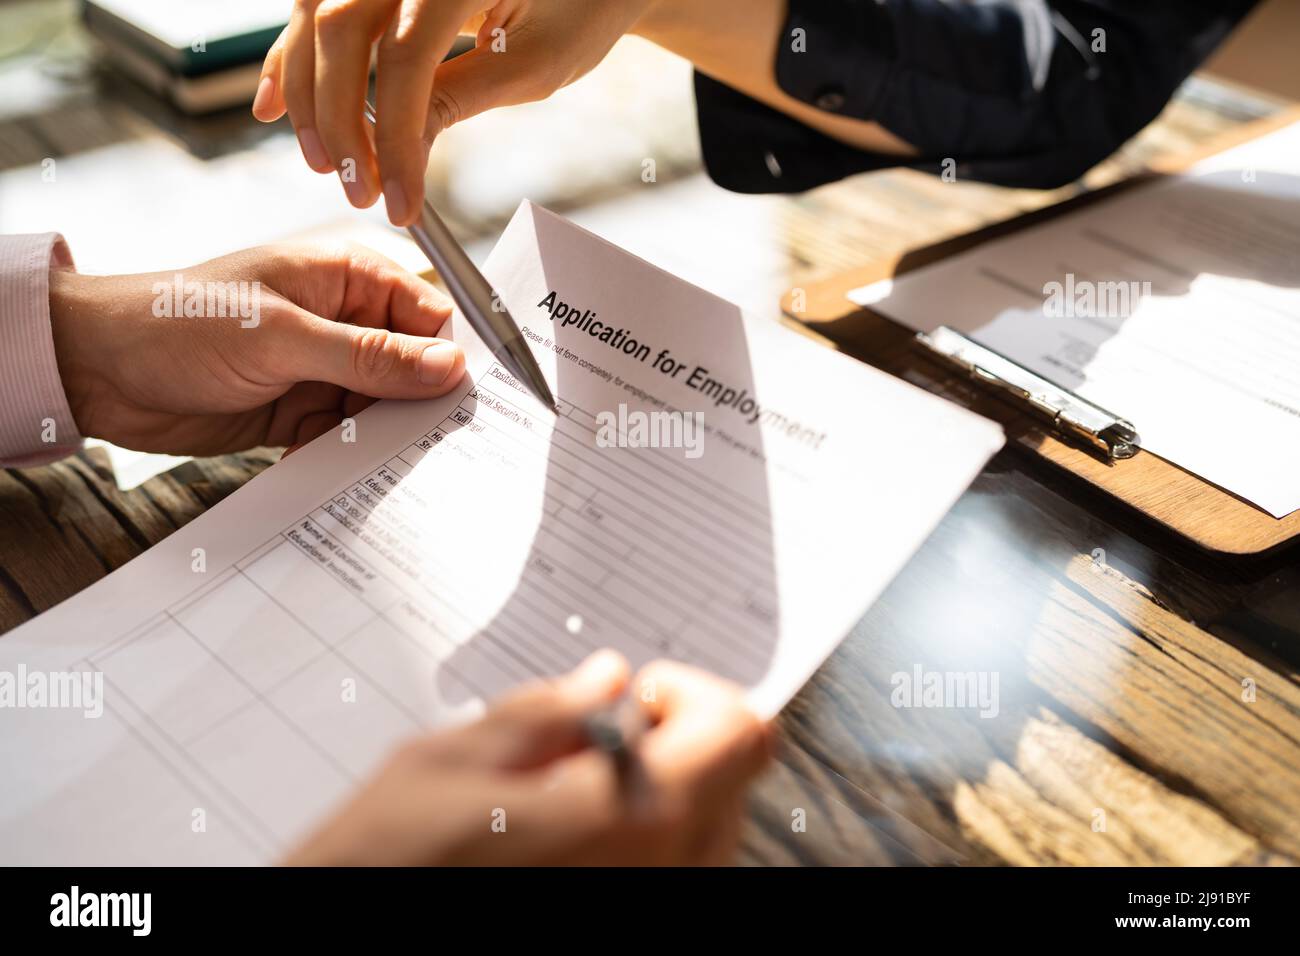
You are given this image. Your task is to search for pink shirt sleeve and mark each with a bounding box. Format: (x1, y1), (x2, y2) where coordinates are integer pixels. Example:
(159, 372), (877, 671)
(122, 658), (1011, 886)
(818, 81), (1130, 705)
(0, 233), (83, 468)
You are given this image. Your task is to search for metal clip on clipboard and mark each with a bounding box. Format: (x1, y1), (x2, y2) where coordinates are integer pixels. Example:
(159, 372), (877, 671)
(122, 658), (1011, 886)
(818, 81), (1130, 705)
(916, 326), (1141, 461)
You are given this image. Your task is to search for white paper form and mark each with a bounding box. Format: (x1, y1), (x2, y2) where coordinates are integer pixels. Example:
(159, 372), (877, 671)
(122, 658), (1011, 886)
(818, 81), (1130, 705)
(849, 121), (1300, 518)
(0, 202), (1003, 864)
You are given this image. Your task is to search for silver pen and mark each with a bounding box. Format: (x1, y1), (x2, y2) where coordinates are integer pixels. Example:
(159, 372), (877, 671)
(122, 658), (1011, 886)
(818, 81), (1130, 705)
(363, 101), (556, 411)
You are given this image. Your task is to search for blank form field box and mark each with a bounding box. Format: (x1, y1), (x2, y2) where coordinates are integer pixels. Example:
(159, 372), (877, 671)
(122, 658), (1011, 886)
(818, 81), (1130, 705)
(0, 707), (262, 865)
(186, 701), (350, 847)
(337, 616), (446, 726)
(242, 539), (379, 644)
(172, 567), (323, 693)
(95, 616), (253, 745)
(269, 650), (418, 779)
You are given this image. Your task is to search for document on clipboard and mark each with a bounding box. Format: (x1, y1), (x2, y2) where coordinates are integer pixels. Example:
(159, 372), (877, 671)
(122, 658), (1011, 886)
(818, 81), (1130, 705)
(849, 121), (1300, 519)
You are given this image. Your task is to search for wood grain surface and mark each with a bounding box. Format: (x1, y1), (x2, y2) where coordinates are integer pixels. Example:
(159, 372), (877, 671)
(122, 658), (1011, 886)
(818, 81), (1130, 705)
(1, 70), (1297, 866)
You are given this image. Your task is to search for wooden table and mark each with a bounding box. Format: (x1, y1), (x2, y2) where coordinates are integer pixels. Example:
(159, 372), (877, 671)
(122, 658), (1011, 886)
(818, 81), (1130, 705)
(2, 59), (1297, 864)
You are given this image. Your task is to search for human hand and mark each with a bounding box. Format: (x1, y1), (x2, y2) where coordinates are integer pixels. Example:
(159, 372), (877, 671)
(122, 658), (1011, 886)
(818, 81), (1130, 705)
(252, 0), (655, 226)
(286, 651), (772, 865)
(48, 243), (465, 457)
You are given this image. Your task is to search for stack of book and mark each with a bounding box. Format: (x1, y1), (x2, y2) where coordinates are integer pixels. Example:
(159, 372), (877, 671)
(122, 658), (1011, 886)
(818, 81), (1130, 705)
(82, 0), (291, 114)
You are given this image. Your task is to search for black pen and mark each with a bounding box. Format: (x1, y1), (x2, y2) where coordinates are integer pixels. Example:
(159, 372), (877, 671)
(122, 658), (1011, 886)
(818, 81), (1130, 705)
(584, 694), (650, 780)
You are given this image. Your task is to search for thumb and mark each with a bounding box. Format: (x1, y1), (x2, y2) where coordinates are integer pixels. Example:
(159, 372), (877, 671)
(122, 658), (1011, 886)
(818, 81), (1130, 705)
(424, 44), (554, 140)
(438, 651), (631, 771)
(279, 308), (465, 399)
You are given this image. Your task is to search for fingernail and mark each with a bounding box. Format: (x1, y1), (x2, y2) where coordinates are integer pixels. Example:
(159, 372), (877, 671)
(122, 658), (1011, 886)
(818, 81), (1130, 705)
(251, 75), (275, 118)
(570, 650), (627, 693)
(383, 178), (409, 225)
(343, 178), (369, 208)
(297, 127), (330, 171)
(341, 173), (374, 207)
(418, 341), (460, 386)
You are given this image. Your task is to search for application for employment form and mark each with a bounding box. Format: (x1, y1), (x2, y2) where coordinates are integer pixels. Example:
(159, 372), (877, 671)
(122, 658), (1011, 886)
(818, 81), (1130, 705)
(850, 121), (1300, 518)
(0, 202), (1003, 863)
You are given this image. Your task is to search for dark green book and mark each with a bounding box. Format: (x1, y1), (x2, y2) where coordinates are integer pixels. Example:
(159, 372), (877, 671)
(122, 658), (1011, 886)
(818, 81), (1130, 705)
(82, 0), (289, 77)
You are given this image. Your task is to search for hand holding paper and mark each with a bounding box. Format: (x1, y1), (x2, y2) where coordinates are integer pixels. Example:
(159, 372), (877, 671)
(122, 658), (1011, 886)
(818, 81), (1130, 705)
(0, 202), (1003, 863)
(47, 243), (465, 456)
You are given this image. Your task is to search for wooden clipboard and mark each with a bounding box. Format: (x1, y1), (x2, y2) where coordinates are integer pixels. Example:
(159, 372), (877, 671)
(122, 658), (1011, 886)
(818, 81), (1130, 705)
(780, 106), (1300, 557)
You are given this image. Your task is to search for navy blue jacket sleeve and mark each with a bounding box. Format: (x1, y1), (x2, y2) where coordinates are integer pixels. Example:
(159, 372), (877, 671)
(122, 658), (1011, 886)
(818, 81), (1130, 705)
(694, 0), (1259, 193)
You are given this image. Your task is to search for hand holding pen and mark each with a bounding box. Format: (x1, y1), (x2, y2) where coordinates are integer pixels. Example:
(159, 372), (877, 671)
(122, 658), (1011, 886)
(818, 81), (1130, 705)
(287, 652), (771, 865)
